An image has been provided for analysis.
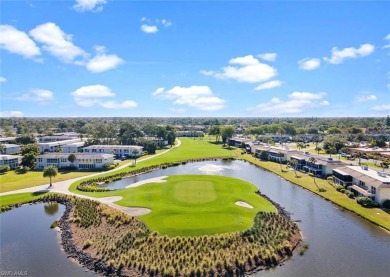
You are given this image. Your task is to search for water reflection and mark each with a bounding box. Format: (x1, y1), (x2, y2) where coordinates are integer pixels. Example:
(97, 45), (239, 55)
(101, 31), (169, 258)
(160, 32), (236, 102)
(44, 202), (59, 215)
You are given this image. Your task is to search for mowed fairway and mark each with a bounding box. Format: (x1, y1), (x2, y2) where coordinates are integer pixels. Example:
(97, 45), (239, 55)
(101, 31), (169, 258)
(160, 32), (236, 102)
(116, 175), (276, 236)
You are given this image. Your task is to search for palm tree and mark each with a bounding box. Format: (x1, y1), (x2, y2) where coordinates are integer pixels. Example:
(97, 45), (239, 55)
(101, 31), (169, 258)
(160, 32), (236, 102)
(43, 166), (58, 187)
(278, 152), (283, 171)
(290, 159), (298, 177)
(308, 157), (320, 190)
(68, 153), (76, 168)
(355, 152), (362, 165)
(296, 142), (306, 152)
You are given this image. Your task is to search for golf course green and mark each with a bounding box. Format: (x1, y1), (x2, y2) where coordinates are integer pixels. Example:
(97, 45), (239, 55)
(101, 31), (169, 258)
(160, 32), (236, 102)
(117, 174), (276, 236)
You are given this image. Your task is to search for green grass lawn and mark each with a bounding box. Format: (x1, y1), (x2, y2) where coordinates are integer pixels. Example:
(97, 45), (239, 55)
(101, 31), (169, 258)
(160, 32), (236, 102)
(69, 137), (235, 194)
(0, 170), (93, 193)
(115, 174), (275, 236)
(0, 191), (54, 207)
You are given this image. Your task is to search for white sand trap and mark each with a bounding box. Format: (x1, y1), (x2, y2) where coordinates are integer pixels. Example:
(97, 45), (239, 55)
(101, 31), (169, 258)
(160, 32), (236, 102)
(125, 176), (168, 188)
(99, 196), (123, 204)
(235, 201), (253, 209)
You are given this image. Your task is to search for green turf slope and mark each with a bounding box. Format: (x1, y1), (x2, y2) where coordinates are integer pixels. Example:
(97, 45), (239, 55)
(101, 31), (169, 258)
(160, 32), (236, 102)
(115, 174), (276, 236)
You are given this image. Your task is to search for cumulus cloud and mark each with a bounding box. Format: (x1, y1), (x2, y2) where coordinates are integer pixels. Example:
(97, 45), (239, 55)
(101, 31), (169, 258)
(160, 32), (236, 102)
(73, 0), (107, 12)
(0, 25), (41, 58)
(371, 104), (390, 111)
(71, 85), (137, 109)
(29, 22), (87, 63)
(384, 34), (390, 49)
(254, 80), (282, 91)
(324, 43), (375, 64)
(0, 76), (7, 83)
(140, 24), (158, 34)
(250, 92), (329, 115)
(356, 94), (377, 102)
(201, 55), (277, 84)
(140, 18), (172, 33)
(152, 85), (226, 111)
(0, 111), (24, 117)
(258, 53), (277, 62)
(298, 58), (321, 70)
(86, 46), (124, 72)
(16, 89), (54, 103)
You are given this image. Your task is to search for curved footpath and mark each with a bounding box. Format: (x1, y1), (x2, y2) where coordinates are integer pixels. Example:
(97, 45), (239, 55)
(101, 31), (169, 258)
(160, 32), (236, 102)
(0, 139), (182, 216)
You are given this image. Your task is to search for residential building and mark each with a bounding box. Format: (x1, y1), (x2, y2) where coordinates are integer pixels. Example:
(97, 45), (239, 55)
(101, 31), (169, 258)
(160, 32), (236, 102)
(38, 134), (79, 143)
(1, 144), (21, 155)
(228, 137), (251, 147)
(0, 155), (22, 169)
(36, 153), (114, 170)
(61, 142), (85, 153)
(333, 166), (390, 204)
(82, 145), (143, 158)
(176, 130), (204, 137)
(38, 138), (83, 153)
(253, 145), (299, 163)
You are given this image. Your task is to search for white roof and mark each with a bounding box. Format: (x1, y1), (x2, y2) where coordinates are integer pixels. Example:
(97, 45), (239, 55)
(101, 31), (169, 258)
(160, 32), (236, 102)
(2, 144), (20, 148)
(347, 166), (390, 183)
(83, 145), (143, 150)
(37, 153), (114, 159)
(38, 138), (82, 147)
(0, 154), (22, 160)
(61, 142), (85, 147)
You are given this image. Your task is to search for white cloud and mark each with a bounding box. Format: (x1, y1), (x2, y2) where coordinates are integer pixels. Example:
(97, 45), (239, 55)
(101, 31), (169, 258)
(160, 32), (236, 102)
(251, 92), (328, 115)
(384, 34), (390, 49)
(258, 53), (277, 62)
(356, 94), (377, 102)
(99, 100), (137, 109)
(161, 19), (172, 27)
(254, 80), (283, 91)
(152, 85), (226, 111)
(0, 25), (41, 58)
(201, 55), (277, 83)
(16, 89), (54, 103)
(298, 58), (321, 70)
(141, 24), (158, 34)
(140, 18), (172, 33)
(86, 46), (124, 72)
(371, 104), (390, 111)
(29, 22), (87, 63)
(73, 0), (107, 12)
(0, 76), (7, 83)
(0, 111), (24, 117)
(71, 85), (137, 109)
(324, 43), (375, 64)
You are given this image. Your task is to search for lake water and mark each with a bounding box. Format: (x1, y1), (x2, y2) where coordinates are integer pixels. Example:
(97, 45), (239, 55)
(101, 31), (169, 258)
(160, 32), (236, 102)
(1, 160), (389, 276)
(0, 203), (96, 277)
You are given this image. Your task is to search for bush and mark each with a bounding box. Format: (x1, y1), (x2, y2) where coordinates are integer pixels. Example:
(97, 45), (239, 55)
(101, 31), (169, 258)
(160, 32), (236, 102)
(382, 200), (390, 209)
(50, 220), (58, 229)
(343, 190), (354, 199)
(356, 197), (373, 207)
(0, 165), (10, 174)
(334, 184), (344, 192)
(83, 239), (93, 249)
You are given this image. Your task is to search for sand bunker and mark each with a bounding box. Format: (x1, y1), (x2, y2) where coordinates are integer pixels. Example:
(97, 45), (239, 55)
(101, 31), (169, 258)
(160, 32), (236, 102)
(126, 176), (168, 188)
(235, 201), (253, 209)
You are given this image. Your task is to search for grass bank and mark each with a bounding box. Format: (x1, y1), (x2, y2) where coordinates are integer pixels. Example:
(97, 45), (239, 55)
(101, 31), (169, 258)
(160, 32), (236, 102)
(239, 152), (390, 231)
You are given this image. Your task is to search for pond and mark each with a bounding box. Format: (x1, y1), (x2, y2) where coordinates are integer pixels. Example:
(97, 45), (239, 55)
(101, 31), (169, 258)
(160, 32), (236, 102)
(0, 203), (96, 277)
(1, 160), (389, 276)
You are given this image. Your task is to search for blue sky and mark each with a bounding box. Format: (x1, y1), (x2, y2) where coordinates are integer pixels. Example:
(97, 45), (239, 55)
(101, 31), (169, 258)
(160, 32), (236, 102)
(0, 0), (389, 117)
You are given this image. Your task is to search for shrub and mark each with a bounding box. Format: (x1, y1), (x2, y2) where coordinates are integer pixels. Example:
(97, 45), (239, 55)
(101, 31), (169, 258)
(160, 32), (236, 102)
(83, 239), (93, 249)
(382, 200), (390, 209)
(356, 197), (373, 207)
(50, 220), (58, 229)
(334, 184), (344, 192)
(0, 165), (10, 174)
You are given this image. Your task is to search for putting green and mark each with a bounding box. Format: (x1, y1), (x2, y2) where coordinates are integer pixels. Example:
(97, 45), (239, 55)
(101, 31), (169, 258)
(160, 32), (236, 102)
(116, 174), (276, 236)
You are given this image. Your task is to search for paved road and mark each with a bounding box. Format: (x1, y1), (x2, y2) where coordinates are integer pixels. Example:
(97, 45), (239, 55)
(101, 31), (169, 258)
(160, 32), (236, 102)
(0, 139), (182, 216)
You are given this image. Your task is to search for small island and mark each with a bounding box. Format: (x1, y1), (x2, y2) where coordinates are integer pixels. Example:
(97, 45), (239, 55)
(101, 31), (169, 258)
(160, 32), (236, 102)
(44, 175), (302, 276)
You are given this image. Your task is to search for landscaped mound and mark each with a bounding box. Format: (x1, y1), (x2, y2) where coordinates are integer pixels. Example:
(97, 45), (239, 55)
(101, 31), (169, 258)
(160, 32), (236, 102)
(115, 174), (277, 236)
(3, 194), (301, 276)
